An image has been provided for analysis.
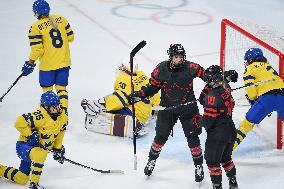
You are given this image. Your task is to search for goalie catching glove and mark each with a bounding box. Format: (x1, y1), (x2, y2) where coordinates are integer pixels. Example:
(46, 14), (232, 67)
(81, 99), (106, 116)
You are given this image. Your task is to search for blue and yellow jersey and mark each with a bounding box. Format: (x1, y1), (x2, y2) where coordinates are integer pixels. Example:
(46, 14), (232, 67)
(105, 70), (160, 124)
(15, 106), (68, 150)
(28, 15), (74, 71)
(243, 61), (284, 100)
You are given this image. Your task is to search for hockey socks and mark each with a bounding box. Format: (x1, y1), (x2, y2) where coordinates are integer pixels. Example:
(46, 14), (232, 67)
(144, 141), (164, 176)
(234, 118), (254, 149)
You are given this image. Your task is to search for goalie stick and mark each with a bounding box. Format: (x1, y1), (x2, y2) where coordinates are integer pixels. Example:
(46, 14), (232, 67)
(152, 78), (275, 111)
(130, 40), (146, 170)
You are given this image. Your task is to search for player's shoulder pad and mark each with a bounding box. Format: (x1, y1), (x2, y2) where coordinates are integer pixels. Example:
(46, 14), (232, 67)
(152, 63), (162, 78)
(187, 61), (200, 68)
(156, 61), (166, 71)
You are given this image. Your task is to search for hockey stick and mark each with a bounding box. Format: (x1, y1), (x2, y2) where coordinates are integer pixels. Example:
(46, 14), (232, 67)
(40, 144), (124, 174)
(152, 100), (198, 111)
(130, 40), (147, 170)
(0, 73), (23, 102)
(152, 78), (275, 111)
(231, 78), (275, 91)
(65, 158), (124, 174)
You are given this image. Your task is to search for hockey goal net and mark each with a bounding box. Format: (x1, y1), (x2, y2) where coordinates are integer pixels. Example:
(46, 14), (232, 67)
(220, 19), (284, 149)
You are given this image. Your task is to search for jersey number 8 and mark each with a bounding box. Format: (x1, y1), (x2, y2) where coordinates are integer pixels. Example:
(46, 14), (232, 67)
(49, 28), (63, 48)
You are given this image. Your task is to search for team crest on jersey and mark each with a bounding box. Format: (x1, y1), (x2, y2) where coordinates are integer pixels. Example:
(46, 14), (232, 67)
(207, 96), (216, 105)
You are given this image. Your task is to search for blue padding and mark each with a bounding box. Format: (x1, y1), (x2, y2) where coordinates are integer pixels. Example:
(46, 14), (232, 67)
(19, 160), (31, 175)
(39, 67), (70, 87)
(110, 107), (132, 116)
(16, 141), (33, 162)
(246, 94), (284, 124)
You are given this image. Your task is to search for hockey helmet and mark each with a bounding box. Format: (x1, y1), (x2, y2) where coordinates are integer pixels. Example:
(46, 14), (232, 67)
(41, 91), (60, 107)
(167, 44), (186, 59)
(204, 65), (224, 85)
(244, 48), (264, 65)
(33, 0), (50, 19)
(41, 91), (60, 117)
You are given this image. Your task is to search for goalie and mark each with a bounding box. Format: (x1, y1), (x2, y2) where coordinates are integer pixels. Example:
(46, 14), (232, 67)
(81, 64), (160, 138)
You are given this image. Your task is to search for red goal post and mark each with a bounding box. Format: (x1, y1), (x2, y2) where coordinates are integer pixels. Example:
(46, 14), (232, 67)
(220, 18), (284, 149)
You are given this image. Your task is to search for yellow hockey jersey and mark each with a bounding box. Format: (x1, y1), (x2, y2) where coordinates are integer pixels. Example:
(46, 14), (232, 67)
(28, 15), (74, 71)
(105, 70), (160, 124)
(243, 61), (284, 100)
(15, 106), (68, 150)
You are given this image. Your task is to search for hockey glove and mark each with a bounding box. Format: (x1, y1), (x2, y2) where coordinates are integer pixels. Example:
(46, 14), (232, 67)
(53, 146), (65, 164)
(224, 70), (238, 83)
(192, 114), (203, 135)
(129, 91), (146, 105)
(27, 130), (40, 146)
(81, 99), (106, 116)
(245, 94), (256, 106)
(81, 99), (88, 110)
(22, 61), (36, 76)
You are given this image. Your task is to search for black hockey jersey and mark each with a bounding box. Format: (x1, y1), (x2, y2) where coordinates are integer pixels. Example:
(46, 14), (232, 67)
(141, 60), (204, 107)
(198, 85), (236, 142)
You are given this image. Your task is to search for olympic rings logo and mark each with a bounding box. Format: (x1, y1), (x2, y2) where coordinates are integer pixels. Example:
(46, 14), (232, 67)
(98, 0), (213, 27)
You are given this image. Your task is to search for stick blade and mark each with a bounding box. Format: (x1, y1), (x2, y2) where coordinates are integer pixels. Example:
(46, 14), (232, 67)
(108, 170), (125, 174)
(130, 40), (146, 58)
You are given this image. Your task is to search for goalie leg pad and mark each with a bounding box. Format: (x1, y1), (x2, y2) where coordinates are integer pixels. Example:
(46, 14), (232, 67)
(81, 99), (106, 116)
(85, 113), (147, 138)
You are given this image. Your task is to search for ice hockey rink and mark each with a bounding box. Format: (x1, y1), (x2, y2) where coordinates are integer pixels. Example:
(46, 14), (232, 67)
(0, 0), (284, 188)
